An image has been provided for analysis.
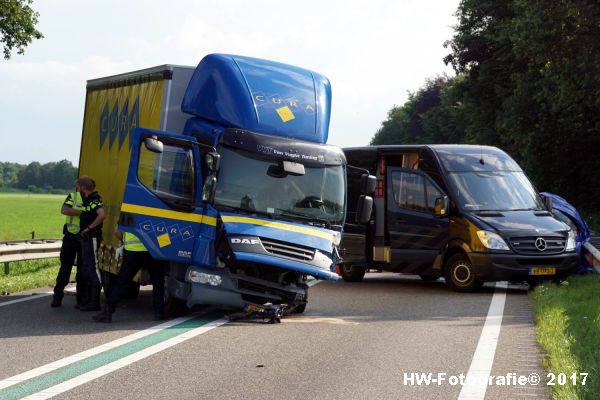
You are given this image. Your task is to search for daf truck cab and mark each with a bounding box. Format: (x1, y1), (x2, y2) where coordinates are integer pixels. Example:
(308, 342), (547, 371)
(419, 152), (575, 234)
(81, 54), (372, 315)
(341, 145), (578, 291)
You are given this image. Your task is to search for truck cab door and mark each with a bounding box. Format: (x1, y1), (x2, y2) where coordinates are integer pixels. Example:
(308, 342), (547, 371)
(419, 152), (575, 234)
(119, 128), (212, 264)
(386, 167), (449, 273)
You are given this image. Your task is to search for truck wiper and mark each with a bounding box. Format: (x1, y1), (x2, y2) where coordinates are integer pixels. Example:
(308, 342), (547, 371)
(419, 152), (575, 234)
(275, 208), (331, 228)
(216, 204), (274, 219)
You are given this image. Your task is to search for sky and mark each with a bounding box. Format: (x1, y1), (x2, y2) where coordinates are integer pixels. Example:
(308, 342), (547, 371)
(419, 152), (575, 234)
(0, 0), (459, 165)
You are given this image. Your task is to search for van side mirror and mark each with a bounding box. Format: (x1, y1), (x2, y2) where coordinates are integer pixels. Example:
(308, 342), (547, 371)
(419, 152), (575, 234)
(355, 195), (373, 224)
(360, 174), (377, 195)
(144, 136), (163, 153)
(434, 196), (449, 218)
(202, 176), (217, 204)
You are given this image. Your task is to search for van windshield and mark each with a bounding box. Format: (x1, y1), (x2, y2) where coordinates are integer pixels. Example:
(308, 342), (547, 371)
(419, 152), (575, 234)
(448, 171), (545, 211)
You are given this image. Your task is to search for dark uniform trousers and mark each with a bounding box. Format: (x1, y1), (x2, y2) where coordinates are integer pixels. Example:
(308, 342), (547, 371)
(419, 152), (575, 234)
(106, 250), (165, 314)
(53, 232), (83, 302)
(80, 233), (101, 288)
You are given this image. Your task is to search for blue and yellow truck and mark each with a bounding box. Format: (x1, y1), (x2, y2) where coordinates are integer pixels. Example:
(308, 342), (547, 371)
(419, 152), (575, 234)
(78, 54), (373, 315)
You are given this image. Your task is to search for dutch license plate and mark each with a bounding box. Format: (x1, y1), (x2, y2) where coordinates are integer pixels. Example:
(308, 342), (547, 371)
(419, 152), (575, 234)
(529, 267), (556, 276)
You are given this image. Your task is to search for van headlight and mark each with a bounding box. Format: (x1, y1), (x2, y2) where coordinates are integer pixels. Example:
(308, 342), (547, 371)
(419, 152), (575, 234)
(565, 230), (576, 252)
(476, 230), (510, 251)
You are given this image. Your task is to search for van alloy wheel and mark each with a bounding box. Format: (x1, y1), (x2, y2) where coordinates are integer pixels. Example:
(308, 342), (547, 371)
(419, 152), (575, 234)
(444, 254), (483, 292)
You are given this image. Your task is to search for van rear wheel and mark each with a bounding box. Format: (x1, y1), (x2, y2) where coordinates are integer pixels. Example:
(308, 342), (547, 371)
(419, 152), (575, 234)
(340, 265), (366, 282)
(444, 254), (483, 292)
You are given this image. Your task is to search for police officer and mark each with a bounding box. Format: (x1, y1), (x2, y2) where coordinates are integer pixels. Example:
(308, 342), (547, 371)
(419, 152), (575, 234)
(51, 183), (85, 308)
(93, 226), (166, 323)
(77, 176), (105, 312)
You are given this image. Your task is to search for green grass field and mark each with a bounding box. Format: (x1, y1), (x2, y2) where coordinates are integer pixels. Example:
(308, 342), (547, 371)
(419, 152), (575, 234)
(532, 275), (600, 400)
(0, 193), (70, 294)
(0, 193), (65, 240)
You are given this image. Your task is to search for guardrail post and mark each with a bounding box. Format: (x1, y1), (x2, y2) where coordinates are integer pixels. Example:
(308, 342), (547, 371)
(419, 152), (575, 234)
(3, 262), (8, 275)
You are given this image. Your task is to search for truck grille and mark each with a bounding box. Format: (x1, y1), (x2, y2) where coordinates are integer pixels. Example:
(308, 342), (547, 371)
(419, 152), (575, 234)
(509, 236), (566, 255)
(261, 238), (315, 262)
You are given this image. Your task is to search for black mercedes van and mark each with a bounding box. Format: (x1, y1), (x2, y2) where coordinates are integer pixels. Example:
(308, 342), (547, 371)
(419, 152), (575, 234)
(341, 145), (578, 291)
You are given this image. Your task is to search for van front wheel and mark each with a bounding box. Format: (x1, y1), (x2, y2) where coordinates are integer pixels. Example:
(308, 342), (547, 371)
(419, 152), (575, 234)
(444, 254), (483, 292)
(340, 265), (366, 282)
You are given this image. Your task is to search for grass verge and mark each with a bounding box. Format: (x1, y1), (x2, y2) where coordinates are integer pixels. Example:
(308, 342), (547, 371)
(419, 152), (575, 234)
(0, 259), (75, 295)
(531, 275), (600, 400)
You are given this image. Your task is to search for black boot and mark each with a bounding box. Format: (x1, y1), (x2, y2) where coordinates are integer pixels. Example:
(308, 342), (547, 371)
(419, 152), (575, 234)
(80, 286), (101, 311)
(153, 310), (167, 321)
(92, 304), (114, 323)
(50, 292), (63, 308)
(75, 283), (87, 309)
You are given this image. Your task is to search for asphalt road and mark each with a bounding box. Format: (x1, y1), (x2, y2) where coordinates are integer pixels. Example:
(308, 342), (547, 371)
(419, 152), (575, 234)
(0, 274), (550, 399)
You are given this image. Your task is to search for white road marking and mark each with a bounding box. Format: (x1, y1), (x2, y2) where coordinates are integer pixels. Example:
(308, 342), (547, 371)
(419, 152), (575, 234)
(0, 315), (199, 390)
(457, 282), (508, 400)
(0, 291), (53, 307)
(19, 318), (228, 400)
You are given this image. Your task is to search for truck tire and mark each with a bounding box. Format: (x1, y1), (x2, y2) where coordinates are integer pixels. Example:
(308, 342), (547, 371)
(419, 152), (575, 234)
(444, 254), (483, 292)
(340, 265), (366, 282)
(293, 302), (307, 314)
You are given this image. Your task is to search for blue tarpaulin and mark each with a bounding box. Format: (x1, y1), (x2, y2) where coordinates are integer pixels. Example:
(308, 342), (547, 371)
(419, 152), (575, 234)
(540, 192), (593, 273)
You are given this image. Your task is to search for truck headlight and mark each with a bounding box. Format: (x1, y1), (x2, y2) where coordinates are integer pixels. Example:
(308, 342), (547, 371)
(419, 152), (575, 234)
(187, 270), (222, 286)
(476, 230), (510, 251)
(565, 230), (576, 252)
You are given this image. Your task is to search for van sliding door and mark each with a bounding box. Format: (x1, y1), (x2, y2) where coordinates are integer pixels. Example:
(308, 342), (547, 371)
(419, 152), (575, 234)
(386, 167), (449, 273)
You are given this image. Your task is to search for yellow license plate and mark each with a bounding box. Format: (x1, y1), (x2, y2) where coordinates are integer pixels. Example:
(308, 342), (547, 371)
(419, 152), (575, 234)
(529, 267), (556, 276)
(244, 304), (264, 313)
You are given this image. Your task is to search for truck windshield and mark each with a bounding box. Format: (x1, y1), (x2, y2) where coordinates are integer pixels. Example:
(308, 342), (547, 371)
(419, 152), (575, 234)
(448, 171), (545, 212)
(214, 146), (345, 225)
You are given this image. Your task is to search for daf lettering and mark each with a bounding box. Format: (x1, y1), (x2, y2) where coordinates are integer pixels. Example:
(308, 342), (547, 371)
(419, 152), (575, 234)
(230, 238), (260, 245)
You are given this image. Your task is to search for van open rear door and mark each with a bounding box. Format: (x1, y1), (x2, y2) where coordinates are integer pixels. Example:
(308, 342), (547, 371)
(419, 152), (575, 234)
(119, 128), (214, 265)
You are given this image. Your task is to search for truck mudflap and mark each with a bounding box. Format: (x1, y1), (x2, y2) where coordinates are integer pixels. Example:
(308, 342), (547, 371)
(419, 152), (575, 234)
(233, 251), (340, 281)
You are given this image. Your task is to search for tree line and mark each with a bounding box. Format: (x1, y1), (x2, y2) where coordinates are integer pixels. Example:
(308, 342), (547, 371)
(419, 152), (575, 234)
(0, 160), (77, 192)
(371, 0), (600, 213)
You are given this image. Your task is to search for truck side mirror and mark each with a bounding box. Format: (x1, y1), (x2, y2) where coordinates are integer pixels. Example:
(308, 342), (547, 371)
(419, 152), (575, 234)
(360, 174), (377, 195)
(144, 136), (163, 153)
(355, 195), (373, 224)
(434, 196), (449, 218)
(205, 152), (221, 173)
(202, 176), (217, 204)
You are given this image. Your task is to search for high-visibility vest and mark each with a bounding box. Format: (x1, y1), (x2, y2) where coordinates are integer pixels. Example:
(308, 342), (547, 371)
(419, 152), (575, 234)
(123, 231), (147, 252)
(65, 192), (84, 234)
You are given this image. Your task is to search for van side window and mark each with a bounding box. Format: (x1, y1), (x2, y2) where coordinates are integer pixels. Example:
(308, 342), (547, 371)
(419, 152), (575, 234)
(425, 180), (443, 213)
(391, 171), (426, 212)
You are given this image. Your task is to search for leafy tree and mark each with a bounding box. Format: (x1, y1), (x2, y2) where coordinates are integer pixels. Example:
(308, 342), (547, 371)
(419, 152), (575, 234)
(17, 161), (42, 188)
(373, 0), (600, 211)
(52, 159), (77, 190)
(0, 0), (43, 60)
(371, 76), (465, 145)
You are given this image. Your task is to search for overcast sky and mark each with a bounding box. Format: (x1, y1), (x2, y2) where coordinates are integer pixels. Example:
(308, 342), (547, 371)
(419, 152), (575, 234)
(0, 0), (459, 165)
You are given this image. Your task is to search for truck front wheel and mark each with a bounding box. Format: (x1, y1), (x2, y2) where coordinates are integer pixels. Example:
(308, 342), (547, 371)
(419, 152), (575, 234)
(444, 254), (483, 292)
(340, 265), (366, 282)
